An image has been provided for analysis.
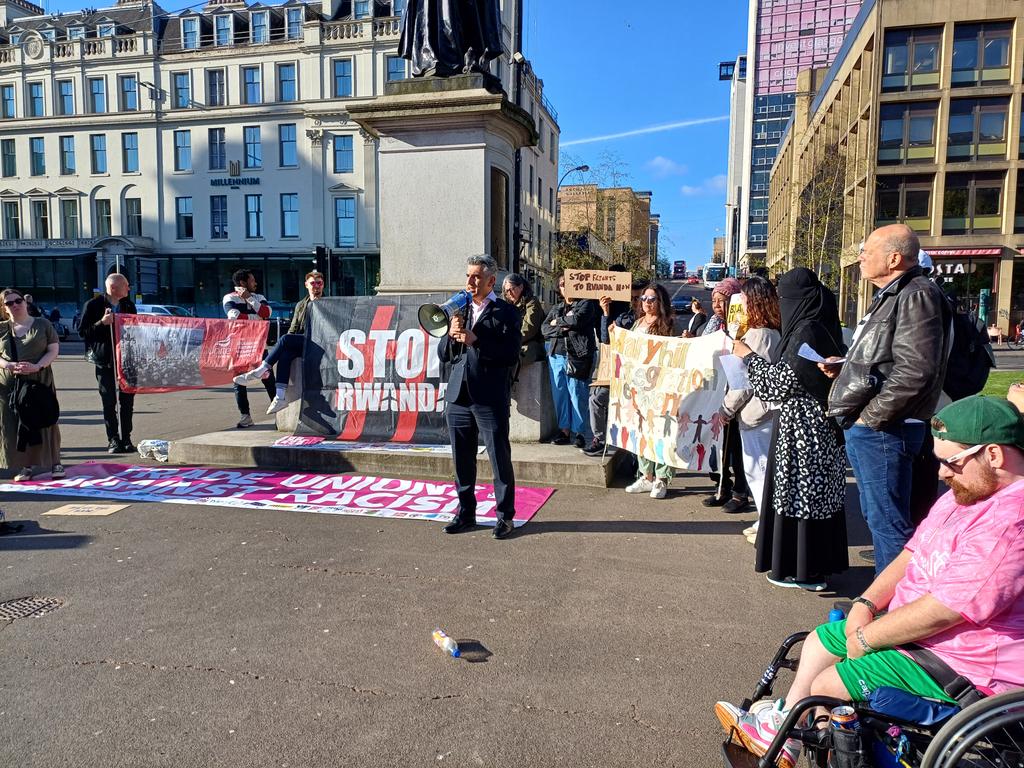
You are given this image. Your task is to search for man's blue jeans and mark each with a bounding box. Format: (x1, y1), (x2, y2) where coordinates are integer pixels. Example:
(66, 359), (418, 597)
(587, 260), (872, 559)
(266, 333), (304, 387)
(548, 354), (592, 440)
(845, 421), (926, 574)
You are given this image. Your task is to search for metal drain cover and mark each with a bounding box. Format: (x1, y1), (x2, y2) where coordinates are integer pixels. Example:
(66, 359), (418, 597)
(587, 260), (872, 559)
(0, 596), (64, 621)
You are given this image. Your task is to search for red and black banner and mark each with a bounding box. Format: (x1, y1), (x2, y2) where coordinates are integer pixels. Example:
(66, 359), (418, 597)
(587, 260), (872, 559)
(298, 295), (451, 444)
(114, 315), (269, 394)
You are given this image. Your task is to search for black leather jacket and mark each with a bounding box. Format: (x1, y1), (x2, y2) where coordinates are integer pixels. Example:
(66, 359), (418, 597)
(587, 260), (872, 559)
(827, 267), (951, 430)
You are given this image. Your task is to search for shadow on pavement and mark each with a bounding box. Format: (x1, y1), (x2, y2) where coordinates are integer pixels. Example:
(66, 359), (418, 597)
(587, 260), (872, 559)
(456, 639), (492, 663)
(0, 520), (92, 550)
(518, 519), (752, 537)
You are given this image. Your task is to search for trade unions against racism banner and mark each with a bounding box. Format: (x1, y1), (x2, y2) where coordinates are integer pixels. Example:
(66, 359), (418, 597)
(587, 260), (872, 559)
(115, 315), (269, 394)
(606, 326), (729, 471)
(299, 295), (450, 444)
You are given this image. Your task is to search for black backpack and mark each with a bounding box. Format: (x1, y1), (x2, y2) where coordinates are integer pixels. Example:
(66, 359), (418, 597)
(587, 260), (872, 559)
(943, 302), (994, 402)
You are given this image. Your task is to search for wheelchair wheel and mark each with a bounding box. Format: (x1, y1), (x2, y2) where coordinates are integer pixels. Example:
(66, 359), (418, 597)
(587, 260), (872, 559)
(920, 689), (1024, 768)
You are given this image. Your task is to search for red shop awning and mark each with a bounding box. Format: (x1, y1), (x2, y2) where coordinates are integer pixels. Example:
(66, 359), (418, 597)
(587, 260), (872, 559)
(925, 248), (1003, 257)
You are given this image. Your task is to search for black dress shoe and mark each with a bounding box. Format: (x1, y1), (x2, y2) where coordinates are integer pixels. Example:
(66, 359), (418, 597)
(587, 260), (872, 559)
(701, 494), (728, 507)
(492, 519), (515, 540)
(551, 433), (570, 445)
(443, 518), (477, 534)
(120, 439), (136, 454)
(107, 439), (121, 454)
(573, 434), (586, 449)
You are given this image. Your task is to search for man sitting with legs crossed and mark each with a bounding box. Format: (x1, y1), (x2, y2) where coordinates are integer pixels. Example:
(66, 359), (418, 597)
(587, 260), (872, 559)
(716, 394), (1024, 767)
(234, 270), (325, 415)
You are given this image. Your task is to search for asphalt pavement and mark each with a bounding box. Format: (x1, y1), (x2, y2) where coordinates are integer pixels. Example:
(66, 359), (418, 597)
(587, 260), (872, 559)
(0, 354), (876, 768)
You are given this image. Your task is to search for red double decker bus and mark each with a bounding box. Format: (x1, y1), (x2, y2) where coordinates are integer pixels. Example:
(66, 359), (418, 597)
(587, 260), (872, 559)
(672, 260), (687, 279)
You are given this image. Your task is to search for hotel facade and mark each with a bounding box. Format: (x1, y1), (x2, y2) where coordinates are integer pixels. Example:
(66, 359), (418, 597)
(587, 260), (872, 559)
(0, 0), (558, 316)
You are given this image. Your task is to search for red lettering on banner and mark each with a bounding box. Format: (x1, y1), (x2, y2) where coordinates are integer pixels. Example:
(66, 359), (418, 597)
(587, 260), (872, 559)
(339, 305), (396, 440)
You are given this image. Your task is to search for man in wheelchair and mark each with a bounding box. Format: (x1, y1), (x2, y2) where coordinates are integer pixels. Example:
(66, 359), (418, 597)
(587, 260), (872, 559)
(716, 395), (1024, 767)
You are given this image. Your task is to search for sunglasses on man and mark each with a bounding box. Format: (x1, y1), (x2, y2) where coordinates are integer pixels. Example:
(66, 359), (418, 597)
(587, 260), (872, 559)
(937, 444), (985, 472)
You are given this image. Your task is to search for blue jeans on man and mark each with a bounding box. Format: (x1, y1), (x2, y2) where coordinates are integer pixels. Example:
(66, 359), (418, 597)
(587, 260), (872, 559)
(547, 353), (592, 441)
(265, 333), (304, 387)
(845, 421), (926, 574)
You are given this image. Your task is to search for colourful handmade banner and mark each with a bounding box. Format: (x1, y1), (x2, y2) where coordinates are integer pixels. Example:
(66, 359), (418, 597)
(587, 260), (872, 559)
(606, 326), (729, 471)
(0, 463), (552, 526)
(114, 315), (269, 394)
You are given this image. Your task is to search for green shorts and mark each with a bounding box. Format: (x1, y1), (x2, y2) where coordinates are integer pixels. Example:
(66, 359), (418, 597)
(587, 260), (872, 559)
(815, 620), (955, 704)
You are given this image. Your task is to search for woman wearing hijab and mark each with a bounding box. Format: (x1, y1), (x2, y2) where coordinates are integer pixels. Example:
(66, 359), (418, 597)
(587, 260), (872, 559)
(732, 268), (848, 591)
(702, 276), (750, 511)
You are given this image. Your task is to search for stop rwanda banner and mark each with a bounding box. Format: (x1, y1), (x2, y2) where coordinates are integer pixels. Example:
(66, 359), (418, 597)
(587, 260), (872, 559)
(115, 314), (269, 394)
(606, 326), (730, 471)
(298, 295), (451, 444)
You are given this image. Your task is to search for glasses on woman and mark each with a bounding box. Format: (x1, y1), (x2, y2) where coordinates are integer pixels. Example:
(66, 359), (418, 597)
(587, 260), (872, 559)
(639, 296), (658, 303)
(3, 297), (23, 307)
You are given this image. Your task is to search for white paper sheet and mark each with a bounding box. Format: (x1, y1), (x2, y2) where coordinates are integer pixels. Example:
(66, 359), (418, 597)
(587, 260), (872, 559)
(797, 343), (846, 365)
(719, 354), (750, 389)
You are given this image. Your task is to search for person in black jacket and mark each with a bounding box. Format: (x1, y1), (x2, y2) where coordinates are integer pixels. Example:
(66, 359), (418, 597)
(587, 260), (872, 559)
(541, 275), (599, 448)
(81, 273), (137, 453)
(438, 255), (522, 540)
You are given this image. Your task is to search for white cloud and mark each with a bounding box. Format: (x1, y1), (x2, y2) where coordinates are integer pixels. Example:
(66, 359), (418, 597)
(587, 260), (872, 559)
(681, 174), (729, 197)
(563, 116), (729, 147)
(645, 156), (688, 178)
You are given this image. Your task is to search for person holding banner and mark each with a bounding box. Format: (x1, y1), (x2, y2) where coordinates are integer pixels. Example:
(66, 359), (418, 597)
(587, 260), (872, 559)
(81, 273), (137, 454)
(233, 270), (325, 415)
(732, 268), (848, 591)
(224, 269), (276, 429)
(718, 276), (780, 542)
(624, 283), (677, 499)
(438, 255), (522, 540)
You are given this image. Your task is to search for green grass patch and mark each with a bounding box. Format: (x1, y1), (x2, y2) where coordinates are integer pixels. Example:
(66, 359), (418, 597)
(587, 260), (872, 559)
(982, 370), (1024, 397)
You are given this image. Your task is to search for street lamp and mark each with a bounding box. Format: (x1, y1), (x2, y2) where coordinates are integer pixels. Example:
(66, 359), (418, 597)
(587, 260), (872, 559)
(558, 164), (590, 188)
(555, 164), (590, 229)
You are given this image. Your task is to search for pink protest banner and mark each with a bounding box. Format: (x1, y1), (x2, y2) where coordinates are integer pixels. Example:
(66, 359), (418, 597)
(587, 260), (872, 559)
(0, 463), (553, 526)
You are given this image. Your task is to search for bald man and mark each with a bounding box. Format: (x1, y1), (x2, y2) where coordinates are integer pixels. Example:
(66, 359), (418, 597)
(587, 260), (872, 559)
(822, 224), (952, 573)
(81, 273), (138, 454)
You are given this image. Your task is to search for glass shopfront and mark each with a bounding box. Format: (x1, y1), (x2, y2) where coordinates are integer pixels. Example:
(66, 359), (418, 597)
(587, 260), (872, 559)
(929, 254), (997, 323)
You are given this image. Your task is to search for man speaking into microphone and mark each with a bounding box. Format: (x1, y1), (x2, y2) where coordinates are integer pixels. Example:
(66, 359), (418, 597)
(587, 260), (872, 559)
(438, 255), (522, 539)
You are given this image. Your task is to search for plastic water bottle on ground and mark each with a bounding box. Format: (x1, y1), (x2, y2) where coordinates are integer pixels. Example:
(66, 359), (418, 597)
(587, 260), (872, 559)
(432, 629), (460, 658)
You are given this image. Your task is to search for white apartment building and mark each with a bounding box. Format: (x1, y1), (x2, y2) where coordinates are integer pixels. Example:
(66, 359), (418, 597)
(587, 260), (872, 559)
(0, 0), (556, 316)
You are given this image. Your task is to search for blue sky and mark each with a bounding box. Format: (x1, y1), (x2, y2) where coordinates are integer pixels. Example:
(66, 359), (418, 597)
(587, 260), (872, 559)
(525, 0), (749, 266)
(45, 0), (750, 265)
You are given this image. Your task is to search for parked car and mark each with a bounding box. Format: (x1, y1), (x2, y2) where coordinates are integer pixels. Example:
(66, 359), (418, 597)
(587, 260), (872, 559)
(136, 304), (193, 317)
(685, 276), (701, 285)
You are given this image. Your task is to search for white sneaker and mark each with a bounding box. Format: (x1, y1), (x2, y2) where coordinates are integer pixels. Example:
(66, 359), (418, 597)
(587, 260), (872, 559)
(236, 414), (254, 428)
(266, 395), (288, 415)
(650, 479), (668, 499)
(742, 522), (759, 536)
(233, 367), (270, 386)
(625, 478), (654, 494)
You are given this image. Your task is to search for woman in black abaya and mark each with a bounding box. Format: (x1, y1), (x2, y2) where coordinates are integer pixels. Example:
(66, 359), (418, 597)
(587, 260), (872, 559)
(731, 268), (849, 590)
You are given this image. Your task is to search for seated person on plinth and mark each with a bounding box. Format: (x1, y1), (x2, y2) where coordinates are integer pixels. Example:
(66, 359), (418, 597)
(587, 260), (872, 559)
(233, 271), (325, 415)
(715, 395), (1024, 766)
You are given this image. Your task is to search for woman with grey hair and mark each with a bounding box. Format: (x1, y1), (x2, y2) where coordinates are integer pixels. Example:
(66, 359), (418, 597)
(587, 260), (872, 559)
(502, 274), (545, 366)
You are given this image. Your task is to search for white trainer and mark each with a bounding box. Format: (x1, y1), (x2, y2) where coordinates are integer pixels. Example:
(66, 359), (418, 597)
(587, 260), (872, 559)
(266, 395), (288, 415)
(236, 414), (254, 428)
(233, 367), (270, 386)
(625, 478), (654, 494)
(650, 479), (668, 499)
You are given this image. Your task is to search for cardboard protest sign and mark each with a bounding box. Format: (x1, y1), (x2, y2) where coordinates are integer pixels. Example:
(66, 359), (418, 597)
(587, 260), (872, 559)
(562, 269), (632, 302)
(606, 326), (729, 470)
(727, 293), (747, 339)
(591, 343), (614, 387)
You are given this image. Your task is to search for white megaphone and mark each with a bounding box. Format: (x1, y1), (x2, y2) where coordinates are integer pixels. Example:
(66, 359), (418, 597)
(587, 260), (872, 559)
(417, 290), (472, 338)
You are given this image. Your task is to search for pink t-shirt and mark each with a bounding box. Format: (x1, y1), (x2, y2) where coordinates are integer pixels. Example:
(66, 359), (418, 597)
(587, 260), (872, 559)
(892, 478), (1024, 695)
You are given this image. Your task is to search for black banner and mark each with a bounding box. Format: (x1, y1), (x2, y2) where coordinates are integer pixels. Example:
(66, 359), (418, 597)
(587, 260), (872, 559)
(298, 295), (451, 444)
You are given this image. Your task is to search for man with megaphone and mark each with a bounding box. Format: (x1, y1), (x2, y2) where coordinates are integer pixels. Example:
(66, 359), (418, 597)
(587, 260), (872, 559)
(437, 254), (522, 540)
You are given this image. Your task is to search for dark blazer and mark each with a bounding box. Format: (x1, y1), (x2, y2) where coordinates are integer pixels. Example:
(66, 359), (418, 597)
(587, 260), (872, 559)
(687, 311), (709, 337)
(81, 294), (137, 368)
(439, 297), (522, 407)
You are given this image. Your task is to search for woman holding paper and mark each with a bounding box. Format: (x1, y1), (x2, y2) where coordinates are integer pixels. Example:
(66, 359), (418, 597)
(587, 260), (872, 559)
(731, 268), (848, 591)
(624, 283), (676, 499)
(718, 277), (780, 543)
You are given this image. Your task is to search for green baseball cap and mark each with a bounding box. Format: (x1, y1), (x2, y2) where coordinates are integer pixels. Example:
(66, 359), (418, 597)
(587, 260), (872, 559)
(931, 395), (1024, 449)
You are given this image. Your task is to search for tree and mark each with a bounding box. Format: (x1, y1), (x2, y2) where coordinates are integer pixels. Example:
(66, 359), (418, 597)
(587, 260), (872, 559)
(791, 144), (845, 291)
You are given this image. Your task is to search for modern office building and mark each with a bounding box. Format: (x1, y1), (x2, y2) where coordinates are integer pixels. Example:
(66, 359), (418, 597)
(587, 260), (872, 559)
(736, 0), (863, 271)
(719, 54), (747, 271)
(0, 0), (555, 316)
(767, 0), (1024, 333)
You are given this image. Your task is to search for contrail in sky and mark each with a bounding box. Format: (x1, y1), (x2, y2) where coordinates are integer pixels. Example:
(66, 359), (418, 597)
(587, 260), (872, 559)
(562, 116), (730, 146)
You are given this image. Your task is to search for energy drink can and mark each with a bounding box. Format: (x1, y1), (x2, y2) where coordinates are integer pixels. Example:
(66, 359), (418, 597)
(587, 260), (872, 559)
(830, 705), (860, 731)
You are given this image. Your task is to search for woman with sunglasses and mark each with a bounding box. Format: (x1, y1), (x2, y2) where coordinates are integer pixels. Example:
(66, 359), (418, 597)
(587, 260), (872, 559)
(624, 282), (676, 499)
(0, 287), (63, 481)
(502, 274), (546, 367)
